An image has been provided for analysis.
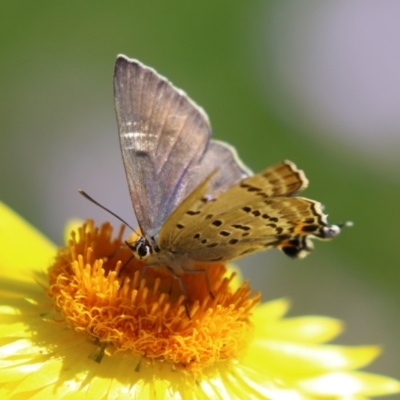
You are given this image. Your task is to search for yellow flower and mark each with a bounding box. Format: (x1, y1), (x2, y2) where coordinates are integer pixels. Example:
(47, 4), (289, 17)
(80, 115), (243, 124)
(0, 201), (399, 399)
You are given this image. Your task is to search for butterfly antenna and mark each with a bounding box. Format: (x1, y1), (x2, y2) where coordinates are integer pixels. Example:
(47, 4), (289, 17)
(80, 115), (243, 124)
(78, 189), (137, 233)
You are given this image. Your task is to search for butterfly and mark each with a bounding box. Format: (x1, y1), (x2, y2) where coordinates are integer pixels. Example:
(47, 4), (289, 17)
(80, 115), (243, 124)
(113, 54), (346, 277)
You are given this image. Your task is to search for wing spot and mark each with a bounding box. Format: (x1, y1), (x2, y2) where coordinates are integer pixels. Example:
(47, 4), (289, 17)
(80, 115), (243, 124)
(176, 224), (185, 229)
(248, 187), (261, 192)
(242, 206), (252, 213)
(229, 239), (239, 245)
(269, 217), (279, 223)
(187, 210), (201, 216)
(135, 150), (148, 157)
(266, 223), (277, 228)
(262, 214), (270, 219)
(219, 231), (231, 237)
(241, 183), (262, 192)
(207, 243), (218, 248)
(252, 210), (261, 217)
(212, 220), (223, 227)
(242, 232), (250, 237)
(276, 227), (283, 234)
(304, 218), (315, 224)
(232, 224), (251, 231)
(201, 239), (208, 244)
(205, 214), (214, 220)
(301, 224), (319, 233)
(193, 233), (201, 239)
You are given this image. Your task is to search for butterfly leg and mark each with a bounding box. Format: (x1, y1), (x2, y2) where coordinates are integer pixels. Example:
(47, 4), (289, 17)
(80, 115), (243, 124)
(181, 267), (215, 300)
(166, 267), (191, 319)
(102, 242), (130, 276)
(105, 242), (128, 261)
(117, 254), (135, 277)
(137, 262), (154, 287)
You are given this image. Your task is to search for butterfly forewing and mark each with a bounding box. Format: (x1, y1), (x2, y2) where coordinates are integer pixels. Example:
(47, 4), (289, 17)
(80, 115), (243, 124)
(114, 56), (252, 239)
(114, 55), (211, 237)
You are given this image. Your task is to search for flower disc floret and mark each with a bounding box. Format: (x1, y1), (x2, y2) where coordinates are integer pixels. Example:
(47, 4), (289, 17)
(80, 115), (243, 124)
(47, 220), (260, 374)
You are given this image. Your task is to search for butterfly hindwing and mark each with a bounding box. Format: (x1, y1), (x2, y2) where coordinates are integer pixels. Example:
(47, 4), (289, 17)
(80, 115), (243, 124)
(194, 140), (252, 194)
(159, 161), (333, 262)
(242, 159), (308, 197)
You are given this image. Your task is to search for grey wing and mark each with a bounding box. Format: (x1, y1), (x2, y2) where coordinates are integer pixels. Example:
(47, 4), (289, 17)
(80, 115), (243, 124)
(114, 55), (211, 237)
(192, 140), (252, 194)
(114, 55), (252, 238)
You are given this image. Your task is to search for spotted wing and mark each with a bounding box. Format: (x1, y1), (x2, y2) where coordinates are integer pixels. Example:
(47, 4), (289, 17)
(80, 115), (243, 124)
(158, 160), (341, 262)
(114, 55), (250, 239)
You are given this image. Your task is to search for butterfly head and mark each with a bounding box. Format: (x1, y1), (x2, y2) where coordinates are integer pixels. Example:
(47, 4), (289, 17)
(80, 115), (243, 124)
(130, 236), (152, 261)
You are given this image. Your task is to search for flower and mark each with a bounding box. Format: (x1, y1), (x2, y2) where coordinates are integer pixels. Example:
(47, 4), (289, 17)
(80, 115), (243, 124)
(0, 201), (399, 399)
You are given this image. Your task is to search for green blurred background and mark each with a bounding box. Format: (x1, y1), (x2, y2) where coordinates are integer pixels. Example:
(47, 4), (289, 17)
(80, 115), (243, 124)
(1, 1), (399, 384)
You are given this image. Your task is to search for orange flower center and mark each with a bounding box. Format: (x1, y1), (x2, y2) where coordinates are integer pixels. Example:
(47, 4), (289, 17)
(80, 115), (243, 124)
(47, 220), (260, 374)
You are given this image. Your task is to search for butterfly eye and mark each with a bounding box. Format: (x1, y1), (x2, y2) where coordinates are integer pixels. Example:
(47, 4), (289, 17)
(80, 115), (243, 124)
(133, 238), (151, 260)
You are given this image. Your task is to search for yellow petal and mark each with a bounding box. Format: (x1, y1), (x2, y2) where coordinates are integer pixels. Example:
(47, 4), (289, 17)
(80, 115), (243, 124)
(0, 201), (55, 276)
(244, 340), (381, 375)
(254, 316), (343, 344)
(252, 298), (291, 323)
(299, 371), (400, 396)
(11, 357), (62, 393)
(225, 264), (243, 290)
